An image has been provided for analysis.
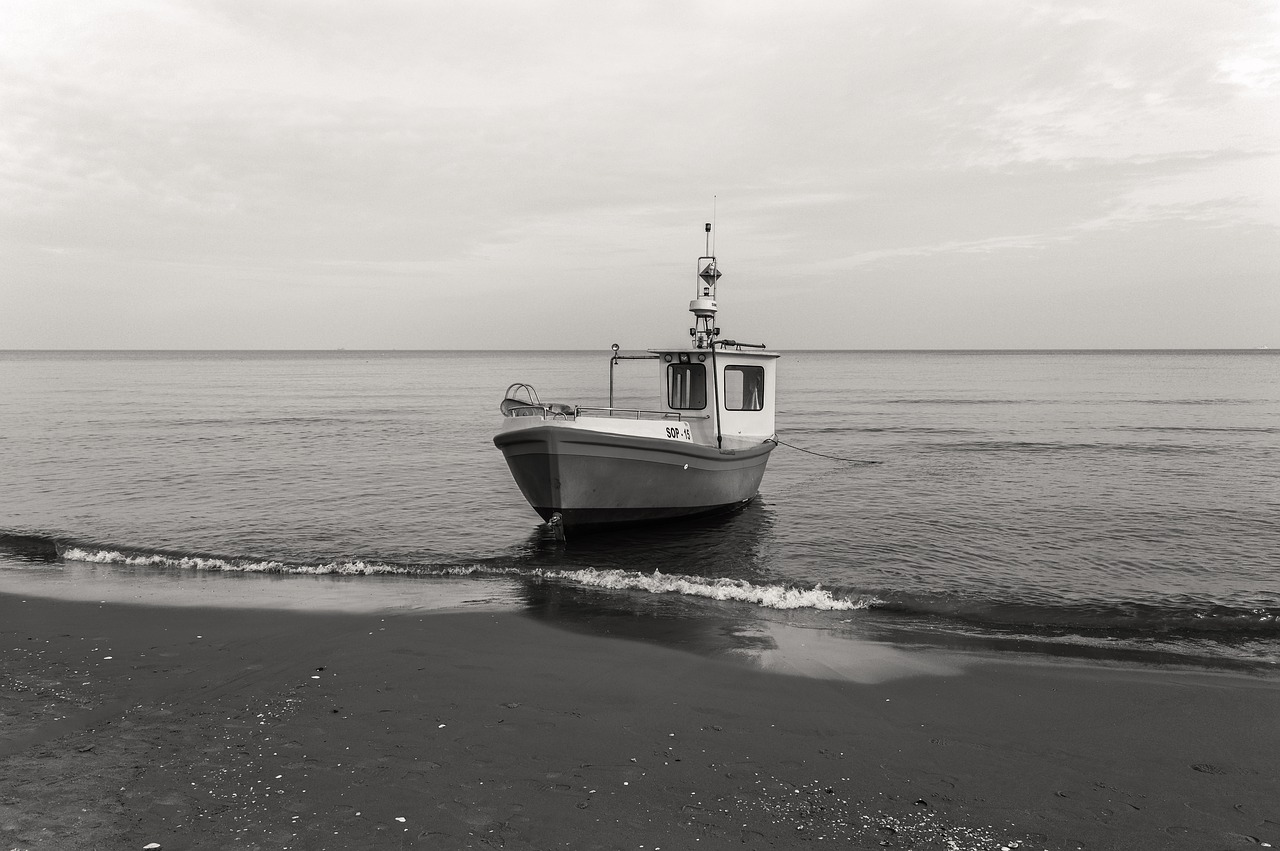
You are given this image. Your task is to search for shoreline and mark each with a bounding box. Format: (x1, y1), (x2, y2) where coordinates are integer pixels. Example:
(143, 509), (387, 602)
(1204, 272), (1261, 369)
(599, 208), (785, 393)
(6, 550), (1274, 675)
(2, 590), (1278, 850)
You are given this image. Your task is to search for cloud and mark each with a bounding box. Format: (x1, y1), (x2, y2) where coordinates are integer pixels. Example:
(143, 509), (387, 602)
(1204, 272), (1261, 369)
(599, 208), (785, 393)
(1, 0), (1277, 348)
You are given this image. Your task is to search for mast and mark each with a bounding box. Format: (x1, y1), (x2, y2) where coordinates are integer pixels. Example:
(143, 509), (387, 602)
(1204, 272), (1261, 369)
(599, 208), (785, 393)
(689, 222), (722, 349)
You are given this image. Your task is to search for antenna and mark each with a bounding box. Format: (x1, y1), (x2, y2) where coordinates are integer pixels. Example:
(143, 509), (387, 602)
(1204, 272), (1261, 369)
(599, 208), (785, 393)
(690, 218), (722, 349)
(711, 195), (717, 256)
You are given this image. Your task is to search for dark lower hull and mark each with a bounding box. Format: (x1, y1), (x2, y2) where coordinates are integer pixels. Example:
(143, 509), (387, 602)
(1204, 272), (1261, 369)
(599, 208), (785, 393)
(493, 426), (774, 529)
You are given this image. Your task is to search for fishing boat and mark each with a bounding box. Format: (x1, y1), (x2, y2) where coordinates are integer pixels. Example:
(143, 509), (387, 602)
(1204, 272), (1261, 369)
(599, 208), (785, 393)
(493, 223), (779, 532)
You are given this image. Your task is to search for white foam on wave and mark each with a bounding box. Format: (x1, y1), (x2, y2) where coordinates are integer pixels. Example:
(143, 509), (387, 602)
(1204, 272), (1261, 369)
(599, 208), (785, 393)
(60, 549), (872, 612)
(64, 548), (287, 573)
(531, 567), (875, 611)
(60, 548), (496, 577)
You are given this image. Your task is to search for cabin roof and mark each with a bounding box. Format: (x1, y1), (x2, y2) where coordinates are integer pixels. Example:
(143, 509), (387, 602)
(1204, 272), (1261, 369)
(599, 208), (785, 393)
(648, 347), (779, 359)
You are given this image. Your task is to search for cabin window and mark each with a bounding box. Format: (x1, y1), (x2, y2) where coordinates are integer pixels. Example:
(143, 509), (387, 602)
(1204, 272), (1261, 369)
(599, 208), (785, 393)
(724, 365), (765, 411)
(667, 363), (707, 410)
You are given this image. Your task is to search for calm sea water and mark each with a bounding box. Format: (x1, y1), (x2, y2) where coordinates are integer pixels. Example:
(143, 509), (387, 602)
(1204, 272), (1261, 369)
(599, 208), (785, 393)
(1, 350), (1277, 669)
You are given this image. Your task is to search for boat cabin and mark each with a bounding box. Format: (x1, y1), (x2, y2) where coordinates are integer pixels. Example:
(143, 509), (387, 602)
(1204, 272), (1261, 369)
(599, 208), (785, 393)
(653, 345), (778, 450)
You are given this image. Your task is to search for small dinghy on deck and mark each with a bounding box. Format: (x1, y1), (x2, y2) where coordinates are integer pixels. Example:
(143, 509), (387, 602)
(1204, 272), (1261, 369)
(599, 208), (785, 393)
(493, 223), (779, 532)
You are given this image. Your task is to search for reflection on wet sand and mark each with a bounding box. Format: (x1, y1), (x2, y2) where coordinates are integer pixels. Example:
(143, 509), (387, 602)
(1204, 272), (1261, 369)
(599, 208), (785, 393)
(505, 499), (962, 682)
(515, 579), (962, 683)
(0, 556), (523, 613)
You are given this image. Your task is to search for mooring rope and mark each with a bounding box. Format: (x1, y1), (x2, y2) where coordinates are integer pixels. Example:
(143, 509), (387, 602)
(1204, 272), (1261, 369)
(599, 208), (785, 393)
(773, 438), (881, 465)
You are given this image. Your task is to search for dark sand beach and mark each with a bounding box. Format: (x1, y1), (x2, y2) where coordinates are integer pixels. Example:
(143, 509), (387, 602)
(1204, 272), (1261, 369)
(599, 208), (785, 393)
(2, 591), (1278, 851)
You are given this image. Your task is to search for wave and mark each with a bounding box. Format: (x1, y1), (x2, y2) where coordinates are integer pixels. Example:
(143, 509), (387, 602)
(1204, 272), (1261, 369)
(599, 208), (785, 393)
(870, 594), (1280, 639)
(49, 545), (1280, 632)
(788, 425), (978, 436)
(61, 546), (484, 577)
(883, 397), (1262, 407)
(882, 398), (1043, 405)
(1113, 425), (1280, 435)
(5, 534), (1275, 648)
(937, 440), (1225, 455)
(0, 533), (59, 562)
(1134, 398), (1257, 406)
(543, 568), (874, 611)
(3, 536), (875, 614)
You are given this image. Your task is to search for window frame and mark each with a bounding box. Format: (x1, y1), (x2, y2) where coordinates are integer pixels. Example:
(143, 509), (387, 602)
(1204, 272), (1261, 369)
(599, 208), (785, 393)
(666, 362), (708, 410)
(723, 365), (765, 411)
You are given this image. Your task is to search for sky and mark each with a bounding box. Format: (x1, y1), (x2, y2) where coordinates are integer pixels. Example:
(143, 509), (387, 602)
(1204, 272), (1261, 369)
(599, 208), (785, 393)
(2, 0), (1278, 349)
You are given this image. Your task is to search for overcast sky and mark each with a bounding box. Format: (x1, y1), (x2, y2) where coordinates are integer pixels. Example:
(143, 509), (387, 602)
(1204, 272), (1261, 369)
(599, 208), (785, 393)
(3, 0), (1278, 349)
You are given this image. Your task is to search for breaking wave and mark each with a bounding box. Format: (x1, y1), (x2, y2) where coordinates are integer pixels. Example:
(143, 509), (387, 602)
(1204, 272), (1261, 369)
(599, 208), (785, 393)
(20, 538), (874, 613)
(542, 568), (873, 611)
(6, 535), (1274, 662)
(60, 547), (482, 577)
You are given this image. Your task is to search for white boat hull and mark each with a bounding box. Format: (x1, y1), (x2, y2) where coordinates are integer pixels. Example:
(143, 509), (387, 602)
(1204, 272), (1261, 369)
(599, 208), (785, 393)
(493, 424), (774, 528)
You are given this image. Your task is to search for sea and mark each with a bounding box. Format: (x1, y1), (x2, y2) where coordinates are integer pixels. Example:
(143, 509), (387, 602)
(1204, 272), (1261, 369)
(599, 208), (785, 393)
(1, 349), (1277, 672)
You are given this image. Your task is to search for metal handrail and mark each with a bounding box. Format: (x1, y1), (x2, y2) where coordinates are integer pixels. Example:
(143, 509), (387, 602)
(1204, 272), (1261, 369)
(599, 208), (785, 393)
(501, 384), (575, 419)
(575, 406), (709, 421)
(502, 402), (574, 420)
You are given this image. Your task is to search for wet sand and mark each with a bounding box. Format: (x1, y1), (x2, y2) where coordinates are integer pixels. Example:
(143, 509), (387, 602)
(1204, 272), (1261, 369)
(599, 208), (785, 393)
(1, 591), (1278, 851)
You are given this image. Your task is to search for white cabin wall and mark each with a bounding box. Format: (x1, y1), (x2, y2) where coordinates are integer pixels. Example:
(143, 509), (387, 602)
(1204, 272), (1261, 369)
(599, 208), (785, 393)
(715, 354), (777, 449)
(654, 349), (779, 449)
(655, 352), (718, 445)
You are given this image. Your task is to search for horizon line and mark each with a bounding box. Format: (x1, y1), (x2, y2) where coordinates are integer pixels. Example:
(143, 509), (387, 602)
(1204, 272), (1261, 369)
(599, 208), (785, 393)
(2, 347), (1274, 354)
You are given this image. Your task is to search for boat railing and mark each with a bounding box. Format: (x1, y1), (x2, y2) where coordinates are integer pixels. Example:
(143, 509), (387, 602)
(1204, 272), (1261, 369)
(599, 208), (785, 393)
(501, 384), (708, 423)
(502, 404), (575, 419)
(575, 406), (707, 421)
(500, 384), (575, 419)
